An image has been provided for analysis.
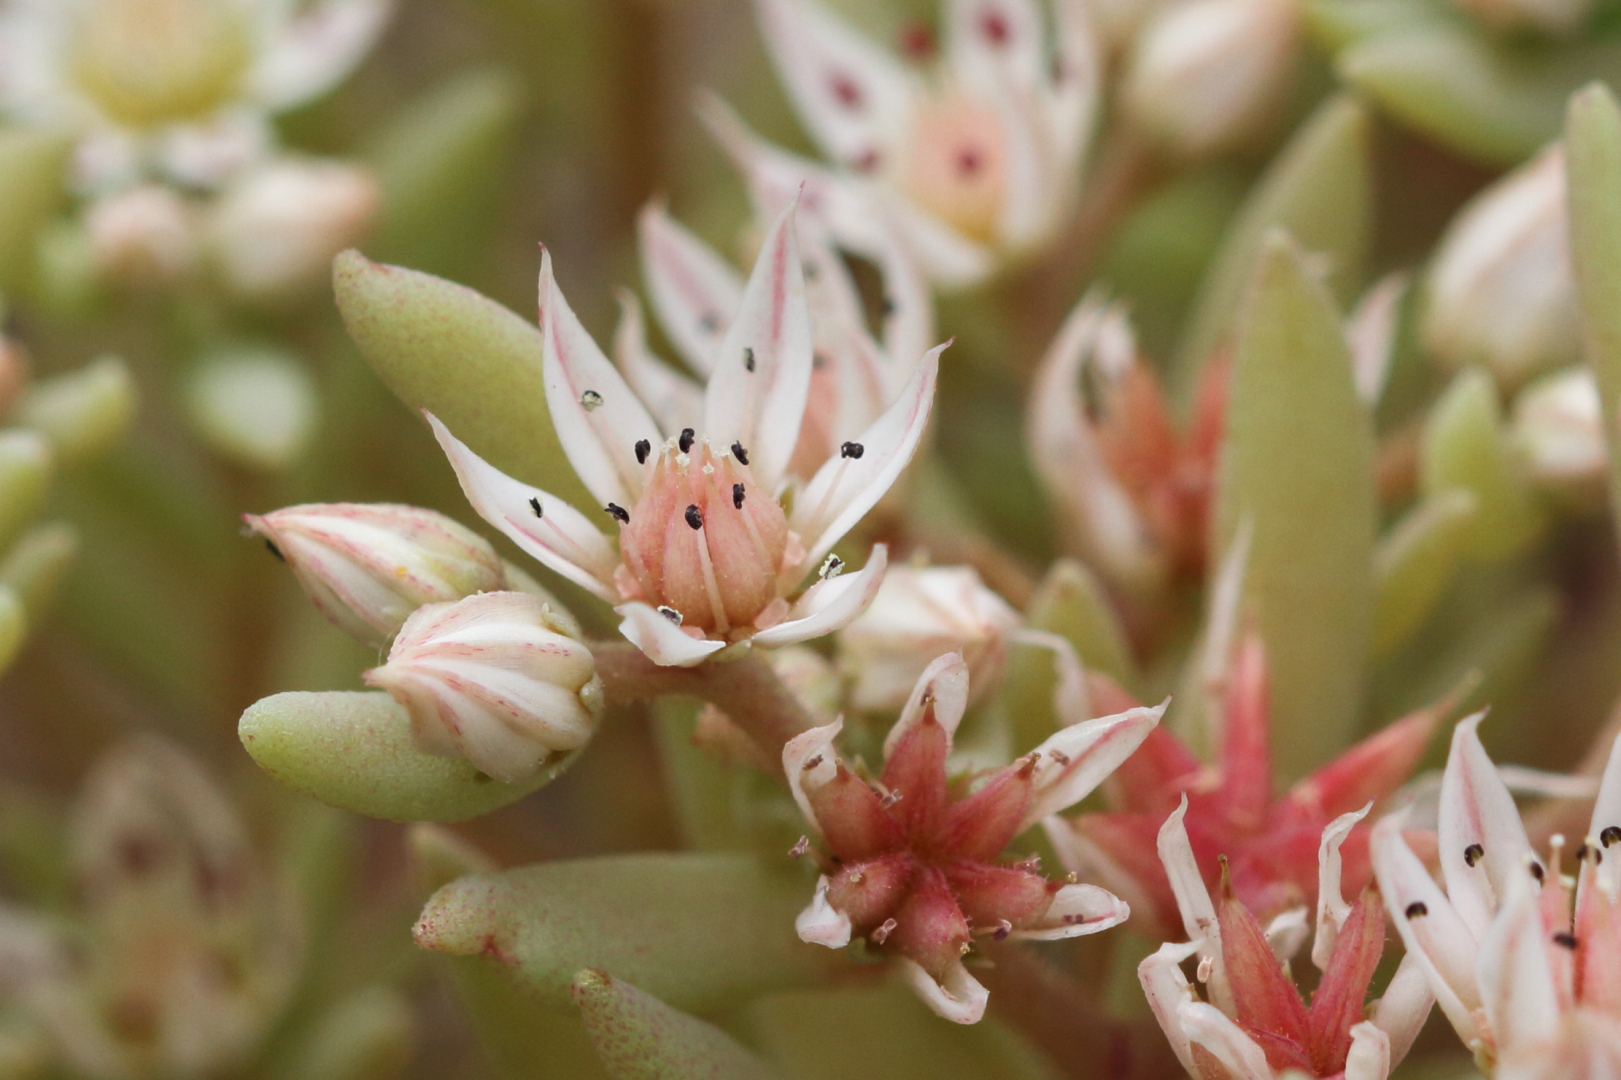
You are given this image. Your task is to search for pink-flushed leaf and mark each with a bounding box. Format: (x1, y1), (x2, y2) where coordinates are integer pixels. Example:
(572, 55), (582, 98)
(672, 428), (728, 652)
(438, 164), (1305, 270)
(881, 698), (953, 840)
(1437, 713), (1537, 938)
(1218, 879), (1312, 1056)
(749, 544), (889, 648)
(636, 204), (743, 377)
(702, 201), (815, 493)
(427, 413), (618, 601)
(896, 956), (989, 1025)
(1287, 696), (1447, 823)
(1138, 941), (1204, 1077)
(810, 763), (905, 863)
(571, 969), (783, 1080)
(1020, 699), (1165, 829)
(882, 652), (971, 761)
(752, 0), (918, 168)
(1477, 879), (1563, 1053)
(612, 292), (704, 435)
(614, 602), (728, 668)
(540, 250), (664, 509)
(791, 345), (943, 570)
(796, 876), (854, 948)
(1218, 632), (1273, 833)
(1177, 1001), (1274, 1080)
(938, 762), (1036, 863)
(1371, 817), (1483, 1043)
(1308, 888), (1386, 1072)
(1313, 804), (1373, 972)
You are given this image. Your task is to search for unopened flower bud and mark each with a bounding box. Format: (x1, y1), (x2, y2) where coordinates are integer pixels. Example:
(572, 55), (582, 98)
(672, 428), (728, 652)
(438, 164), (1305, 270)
(1451, 0), (1591, 36)
(1511, 366), (1606, 490)
(245, 503), (506, 646)
(364, 592), (604, 784)
(1121, 0), (1298, 160)
(210, 159), (380, 299)
(85, 185), (199, 285)
(1423, 144), (1578, 387)
(838, 566), (1019, 713)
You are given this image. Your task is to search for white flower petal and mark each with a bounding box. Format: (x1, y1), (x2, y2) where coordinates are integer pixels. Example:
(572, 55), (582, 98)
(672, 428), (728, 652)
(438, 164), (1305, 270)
(612, 291), (705, 434)
(791, 344), (942, 569)
(1043, 0), (1104, 165)
(702, 200), (815, 492)
(880, 191), (999, 288)
(749, 544), (889, 648)
(896, 957), (989, 1024)
(1264, 906), (1310, 963)
(1347, 271), (1409, 407)
(1478, 876), (1564, 1054)
(1178, 1000), (1274, 1080)
(1158, 794), (1231, 1012)
(427, 413), (618, 601)
(637, 203), (743, 376)
(1018, 699), (1165, 829)
(1438, 712), (1536, 937)
(540, 250), (664, 509)
(1313, 802), (1374, 972)
(1371, 952), (1437, 1067)
(615, 602), (728, 667)
(753, 0), (918, 168)
(783, 717), (844, 834)
(1586, 729), (1621, 865)
(251, 0), (394, 111)
(1344, 1021), (1393, 1080)
(988, 76), (1059, 250)
(882, 651), (971, 761)
(1011, 882), (1129, 940)
(946, 0), (1048, 95)
(796, 875), (853, 948)
(1137, 941), (1203, 1077)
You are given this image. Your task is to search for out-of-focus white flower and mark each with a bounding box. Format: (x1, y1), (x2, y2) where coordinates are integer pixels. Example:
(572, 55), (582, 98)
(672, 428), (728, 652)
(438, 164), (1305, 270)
(0, 737), (301, 1080)
(1511, 366), (1607, 490)
(84, 184), (199, 284)
(428, 203), (943, 668)
(1423, 144), (1579, 388)
(1119, 0), (1297, 161)
(837, 564), (1019, 713)
(244, 502), (507, 647)
(208, 157), (379, 298)
(706, 0), (1101, 287)
(363, 591), (604, 784)
(0, 0), (394, 191)
(1451, 0), (1591, 38)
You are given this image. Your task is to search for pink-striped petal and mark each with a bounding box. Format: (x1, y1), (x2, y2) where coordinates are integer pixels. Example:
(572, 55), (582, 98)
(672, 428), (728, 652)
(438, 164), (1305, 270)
(612, 291), (704, 434)
(615, 602), (728, 667)
(1478, 878), (1564, 1054)
(541, 249), (664, 508)
(1438, 713), (1537, 938)
(749, 544), (889, 649)
(1018, 699), (1165, 829)
(426, 413), (618, 601)
(1010, 882), (1130, 940)
(1138, 941), (1204, 1077)
(636, 203), (743, 376)
(882, 651), (971, 762)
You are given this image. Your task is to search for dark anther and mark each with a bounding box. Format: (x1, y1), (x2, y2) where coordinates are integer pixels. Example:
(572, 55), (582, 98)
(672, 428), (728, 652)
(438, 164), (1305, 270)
(1464, 843), (1484, 868)
(1530, 862), (1546, 882)
(803, 755), (823, 771)
(743, 347), (756, 373)
(841, 441), (865, 459)
(635, 439), (651, 464)
(679, 428), (696, 454)
(732, 483), (745, 509)
(1578, 843), (1592, 861)
(685, 504), (703, 530)
(1603, 826), (1621, 847)
(657, 605), (682, 625)
(529, 497), (543, 518)
(881, 295), (896, 315)
(1405, 902), (1428, 919)
(606, 503), (630, 523)
(1554, 932), (1578, 950)
(732, 441), (749, 465)
(264, 539), (285, 561)
(803, 261), (819, 280)
(812, 352), (828, 370)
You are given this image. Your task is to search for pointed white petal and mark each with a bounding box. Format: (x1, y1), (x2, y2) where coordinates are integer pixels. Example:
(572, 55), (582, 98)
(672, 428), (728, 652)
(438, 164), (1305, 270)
(1371, 952), (1436, 1067)
(796, 875), (853, 947)
(541, 250), (664, 508)
(1313, 802), (1374, 972)
(946, 0), (1048, 94)
(1264, 906), (1310, 963)
(1017, 700), (1165, 829)
(753, 0), (917, 167)
(882, 651), (972, 761)
(703, 201), (815, 491)
(1138, 940), (1203, 1077)
(1370, 816), (1483, 1044)
(1178, 1001), (1275, 1080)
(868, 230), (936, 393)
(615, 602), (728, 667)
(251, 0), (394, 111)
(1158, 794), (1232, 1011)
(1438, 713), (1536, 937)
(791, 345), (942, 568)
(1011, 628), (1090, 728)
(1479, 876), (1564, 1054)
(988, 77), (1060, 250)
(636, 203), (743, 376)
(881, 191), (999, 287)
(1587, 730), (1621, 860)
(1347, 271), (1409, 407)
(750, 544), (889, 648)
(427, 413), (618, 601)
(1344, 1021), (1393, 1080)
(1011, 882), (1129, 940)
(612, 291), (705, 434)
(896, 956), (989, 1024)
(1043, 0), (1104, 166)
(783, 717), (845, 834)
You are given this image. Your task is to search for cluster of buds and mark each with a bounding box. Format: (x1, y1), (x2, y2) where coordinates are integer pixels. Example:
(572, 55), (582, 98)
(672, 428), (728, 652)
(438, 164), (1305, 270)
(0, 738), (300, 1079)
(431, 201), (942, 667)
(785, 653), (1163, 1022)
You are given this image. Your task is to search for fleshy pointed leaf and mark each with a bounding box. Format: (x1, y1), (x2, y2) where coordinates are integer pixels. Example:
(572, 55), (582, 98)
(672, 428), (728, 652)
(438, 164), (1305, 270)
(14, 357), (135, 466)
(332, 250), (593, 508)
(240, 691), (569, 822)
(0, 432), (52, 552)
(0, 586), (25, 676)
(269, 985), (413, 1080)
(572, 970), (783, 1080)
(0, 127), (72, 291)
(413, 853), (827, 1011)
(1371, 489), (1477, 656)
(1215, 233), (1376, 778)
(0, 521), (78, 622)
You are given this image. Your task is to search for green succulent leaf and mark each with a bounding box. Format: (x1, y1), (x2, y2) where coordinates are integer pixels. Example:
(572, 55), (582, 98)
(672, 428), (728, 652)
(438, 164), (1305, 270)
(331, 250), (592, 507)
(270, 986), (413, 1080)
(1215, 232), (1377, 778)
(1176, 95), (1372, 383)
(1372, 490), (1478, 656)
(413, 853), (826, 1012)
(0, 585), (25, 676)
(14, 356), (137, 466)
(0, 126), (72, 291)
(239, 691), (569, 822)
(0, 521), (78, 624)
(572, 970), (783, 1080)
(0, 432), (53, 553)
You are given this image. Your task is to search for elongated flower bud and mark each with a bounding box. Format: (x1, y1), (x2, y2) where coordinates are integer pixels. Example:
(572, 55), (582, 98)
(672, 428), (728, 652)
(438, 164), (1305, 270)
(210, 159), (380, 298)
(245, 503), (505, 646)
(85, 185), (199, 285)
(364, 592), (604, 784)
(1423, 144), (1578, 387)
(1511, 366), (1605, 491)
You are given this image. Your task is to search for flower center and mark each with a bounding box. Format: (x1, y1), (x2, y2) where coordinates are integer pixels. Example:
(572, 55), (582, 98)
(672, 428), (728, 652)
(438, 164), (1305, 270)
(898, 96), (1008, 243)
(71, 0), (252, 128)
(614, 439), (791, 635)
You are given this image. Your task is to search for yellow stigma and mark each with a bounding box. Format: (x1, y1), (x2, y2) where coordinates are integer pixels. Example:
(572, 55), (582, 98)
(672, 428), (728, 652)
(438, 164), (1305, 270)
(898, 96), (1008, 244)
(72, 0), (251, 128)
